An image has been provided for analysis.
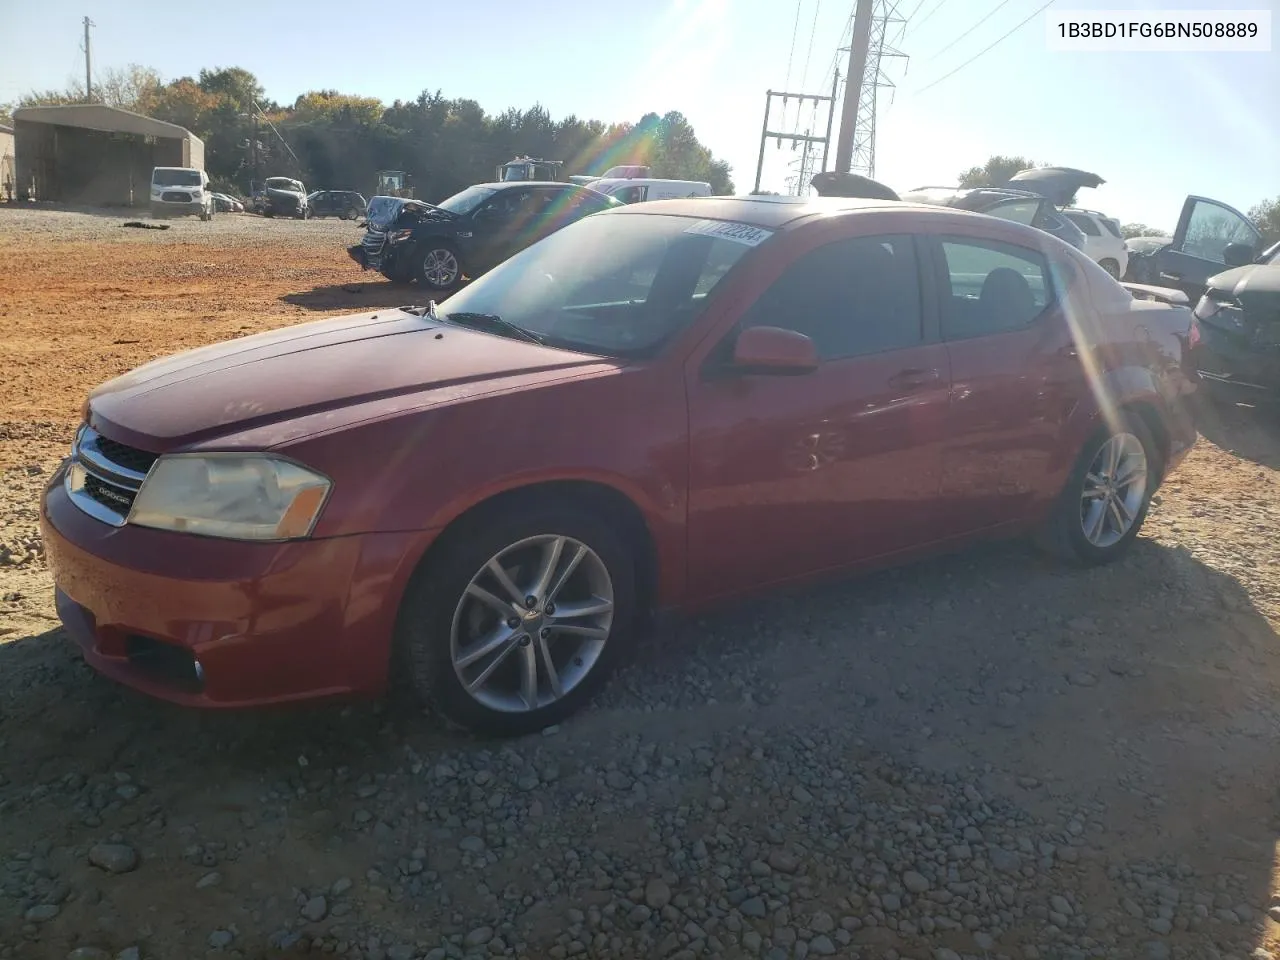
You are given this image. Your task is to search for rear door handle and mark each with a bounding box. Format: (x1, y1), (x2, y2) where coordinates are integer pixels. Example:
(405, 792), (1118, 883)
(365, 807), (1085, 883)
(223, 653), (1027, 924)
(888, 367), (941, 389)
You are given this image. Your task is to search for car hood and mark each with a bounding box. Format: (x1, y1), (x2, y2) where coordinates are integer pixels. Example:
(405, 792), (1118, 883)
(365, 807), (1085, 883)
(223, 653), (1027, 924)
(87, 309), (609, 451)
(1206, 262), (1280, 304)
(1004, 167), (1105, 206)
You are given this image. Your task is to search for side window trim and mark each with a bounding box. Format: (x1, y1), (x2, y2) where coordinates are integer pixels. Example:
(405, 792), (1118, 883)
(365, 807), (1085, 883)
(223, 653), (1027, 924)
(924, 233), (1060, 343)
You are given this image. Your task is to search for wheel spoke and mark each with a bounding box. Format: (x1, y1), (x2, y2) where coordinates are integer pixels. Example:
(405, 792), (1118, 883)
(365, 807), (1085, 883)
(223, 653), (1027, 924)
(1083, 472), (1107, 499)
(1114, 460), (1146, 489)
(530, 536), (565, 600)
(1084, 500), (1108, 543)
(1104, 437), (1121, 476)
(456, 622), (520, 669)
(466, 583), (520, 617)
(485, 559), (525, 605)
(551, 596), (614, 619)
(538, 635), (563, 700)
(1110, 495), (1132, 529)
(546, 544), (588, 603)
(550, 623), (609, 640)
(465, 636), (520, 692)
(518, 643), (539, 709)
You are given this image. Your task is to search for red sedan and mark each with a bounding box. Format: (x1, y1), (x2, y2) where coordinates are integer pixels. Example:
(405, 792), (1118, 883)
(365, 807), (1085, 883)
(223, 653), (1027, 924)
(40, 196), (1199, 736)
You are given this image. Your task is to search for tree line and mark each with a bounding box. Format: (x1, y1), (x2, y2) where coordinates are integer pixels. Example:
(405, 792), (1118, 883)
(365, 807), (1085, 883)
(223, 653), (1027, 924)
(2, 65), (736, 202)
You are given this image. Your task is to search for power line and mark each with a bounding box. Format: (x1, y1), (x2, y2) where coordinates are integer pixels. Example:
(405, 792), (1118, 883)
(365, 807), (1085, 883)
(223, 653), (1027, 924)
(799, 0), (823, 90)
(783, 0), (804, 92)
(900, 0), (930, 24)
(926, 0), (1015, 59)
(906, 0), (948, 37)
(914, 0), (1055, 94)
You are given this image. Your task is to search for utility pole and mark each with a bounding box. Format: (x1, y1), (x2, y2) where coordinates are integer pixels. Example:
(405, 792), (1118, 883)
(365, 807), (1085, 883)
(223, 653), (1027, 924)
(82, 16), (95, 102)
(833, 0), (874, 174)
(751, 88), (839, 194)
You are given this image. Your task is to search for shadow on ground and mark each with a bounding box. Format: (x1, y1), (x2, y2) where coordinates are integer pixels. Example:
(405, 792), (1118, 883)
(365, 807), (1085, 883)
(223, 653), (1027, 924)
(1196, 396), (1280, 470)
(280, 281), (422, 313)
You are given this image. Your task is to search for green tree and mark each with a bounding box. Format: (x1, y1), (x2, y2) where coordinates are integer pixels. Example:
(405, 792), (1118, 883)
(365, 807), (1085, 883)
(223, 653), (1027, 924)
(0, 103), (12, 126)
(957, 155), (1041, 188)
(1120, 223), (1169, 239)
(1248, 196), (1280, 243)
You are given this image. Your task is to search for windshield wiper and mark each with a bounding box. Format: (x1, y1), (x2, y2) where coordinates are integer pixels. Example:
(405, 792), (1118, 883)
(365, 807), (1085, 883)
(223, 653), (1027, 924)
(442, 312), (546, 346)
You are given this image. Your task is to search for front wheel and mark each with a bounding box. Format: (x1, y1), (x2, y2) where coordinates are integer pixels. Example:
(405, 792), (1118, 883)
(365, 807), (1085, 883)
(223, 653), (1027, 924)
(1036, 415), (1160, 566)
(418, 244), (462, 291)
(395, 501), (637, 737)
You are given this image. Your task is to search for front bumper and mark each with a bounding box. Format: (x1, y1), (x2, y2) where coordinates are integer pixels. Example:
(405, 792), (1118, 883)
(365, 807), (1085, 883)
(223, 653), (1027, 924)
(1192, 324), (1280, 404)
(40, 468), (431, 708)
(151, 199), (205, 217)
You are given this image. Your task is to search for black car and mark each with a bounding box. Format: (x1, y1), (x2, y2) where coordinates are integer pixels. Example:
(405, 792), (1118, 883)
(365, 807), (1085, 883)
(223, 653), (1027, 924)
(899, 185), (1088, 251)
(1149, 195), (1267, 304)
(1189, 238), (1280, 405)
(348, 181), (621, 292)
(1123, 235), (1173, 284)
(308, 190), (367, 220)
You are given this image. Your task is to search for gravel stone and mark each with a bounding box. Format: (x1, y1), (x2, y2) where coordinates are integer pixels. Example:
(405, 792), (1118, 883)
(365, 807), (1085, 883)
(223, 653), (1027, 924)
(301, 895), (328, 921)
(87, 843), (138, 874)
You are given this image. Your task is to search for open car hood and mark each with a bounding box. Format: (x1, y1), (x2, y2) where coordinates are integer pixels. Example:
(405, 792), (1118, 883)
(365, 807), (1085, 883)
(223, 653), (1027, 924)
(1003, 167), (1105, 206)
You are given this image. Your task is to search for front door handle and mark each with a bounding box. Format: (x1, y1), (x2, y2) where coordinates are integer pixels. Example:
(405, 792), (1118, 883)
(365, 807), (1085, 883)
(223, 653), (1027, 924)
(888, 367), (941, 389)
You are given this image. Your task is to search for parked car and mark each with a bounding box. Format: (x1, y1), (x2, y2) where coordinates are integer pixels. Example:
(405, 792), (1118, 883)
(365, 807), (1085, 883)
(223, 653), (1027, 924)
(210, 192), (244, 214)
(259, 177), (309, 218)
(1188, 238), (1280, 405)
(308, 190), (368, 220)
(348, 181), (621, 291)
(149, 166), (214, 221)
(1061, 208), (1128, 278)
(1148, 195), (1266, 304)
(42, 195), (1199, 736)
(899, 186), (1088, 250)
(1123, 236), (1173, 284)
(586, 178), (711, 204)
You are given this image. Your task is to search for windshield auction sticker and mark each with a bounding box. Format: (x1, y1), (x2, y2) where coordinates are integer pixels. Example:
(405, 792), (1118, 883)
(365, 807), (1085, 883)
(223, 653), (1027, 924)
(684, 220), (775, 247)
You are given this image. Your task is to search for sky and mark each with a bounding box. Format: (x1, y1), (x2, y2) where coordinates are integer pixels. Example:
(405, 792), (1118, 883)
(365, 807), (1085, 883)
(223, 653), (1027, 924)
(2, 0), (1277, 227)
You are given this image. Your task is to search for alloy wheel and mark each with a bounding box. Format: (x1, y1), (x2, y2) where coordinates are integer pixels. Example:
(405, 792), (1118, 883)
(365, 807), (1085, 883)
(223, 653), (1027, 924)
(450, 534), (614, 713)
(1079, 432), (1148, 548)
(423, 248), (459, 288)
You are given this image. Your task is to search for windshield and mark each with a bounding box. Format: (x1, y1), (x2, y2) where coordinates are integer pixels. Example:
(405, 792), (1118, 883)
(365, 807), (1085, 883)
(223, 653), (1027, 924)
(266, 178), (302, 192)
(436, 185), (498, 216)
(435, 213), (760, 358)
(152, 169), (201, 187)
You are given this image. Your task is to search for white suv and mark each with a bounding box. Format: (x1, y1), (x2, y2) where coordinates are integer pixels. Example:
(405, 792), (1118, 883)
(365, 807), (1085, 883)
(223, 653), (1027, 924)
(1061, 208), (1127, 278)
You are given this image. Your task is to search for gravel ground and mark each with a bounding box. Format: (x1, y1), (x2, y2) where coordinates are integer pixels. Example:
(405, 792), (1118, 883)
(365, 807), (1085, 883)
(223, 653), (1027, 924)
(3, 203), (1280, 960)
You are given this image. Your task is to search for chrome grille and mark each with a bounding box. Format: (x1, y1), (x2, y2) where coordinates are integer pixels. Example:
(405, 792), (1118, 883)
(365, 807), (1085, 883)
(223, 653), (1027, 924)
(161, 191), (192, 203)
(65, 426), (158, 526)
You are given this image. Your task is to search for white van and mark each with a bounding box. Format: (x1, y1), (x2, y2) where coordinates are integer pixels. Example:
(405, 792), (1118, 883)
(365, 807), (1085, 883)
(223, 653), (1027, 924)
(587, 178), (712, 205)
(150, 166), (214, 220)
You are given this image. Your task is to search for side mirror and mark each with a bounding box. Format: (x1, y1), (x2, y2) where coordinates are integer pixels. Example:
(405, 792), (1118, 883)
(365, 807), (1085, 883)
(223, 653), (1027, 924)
(730, 326), (819, 375)
(1223, 242), (1256, 268)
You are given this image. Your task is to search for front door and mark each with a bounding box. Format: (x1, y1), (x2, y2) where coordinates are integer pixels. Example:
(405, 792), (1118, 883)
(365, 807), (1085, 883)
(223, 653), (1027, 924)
(927, 233), (1087, 536)
(686, 231), (952, 601)
(466, 187), (537, 272)
(1159, 195), (1263, 301)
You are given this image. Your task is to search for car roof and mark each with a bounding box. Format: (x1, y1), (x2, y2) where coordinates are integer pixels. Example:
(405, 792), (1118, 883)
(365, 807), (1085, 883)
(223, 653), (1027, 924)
(600, 194), (946, 228)
(471, 181), (585, 190)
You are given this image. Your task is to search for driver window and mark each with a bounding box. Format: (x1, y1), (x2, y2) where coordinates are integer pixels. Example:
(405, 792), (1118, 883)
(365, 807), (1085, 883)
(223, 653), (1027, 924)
(1181, 200), (1259, 263)
(477, 191), (528, 220)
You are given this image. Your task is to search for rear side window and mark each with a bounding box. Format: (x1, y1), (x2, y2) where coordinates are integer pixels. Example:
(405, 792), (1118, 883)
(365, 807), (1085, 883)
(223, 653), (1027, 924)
(1101, 218), (1122, 238)
(1065, 212), (1101, 236)
(983, 199), (1040, 226)
(937, 239), (1053, 340)
(741, 235), (923, 360)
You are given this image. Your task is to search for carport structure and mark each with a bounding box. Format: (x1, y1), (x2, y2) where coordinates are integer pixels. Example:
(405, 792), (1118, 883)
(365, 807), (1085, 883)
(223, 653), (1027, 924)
(12, 104), (204, 206)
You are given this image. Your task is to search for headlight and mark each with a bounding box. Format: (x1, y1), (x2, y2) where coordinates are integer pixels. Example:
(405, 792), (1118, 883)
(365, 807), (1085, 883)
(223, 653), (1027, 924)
(128, 454), (331, 541)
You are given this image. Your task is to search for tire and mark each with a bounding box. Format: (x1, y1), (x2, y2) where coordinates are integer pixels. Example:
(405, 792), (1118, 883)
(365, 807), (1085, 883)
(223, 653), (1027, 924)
(1035, 413), (1161, 566)
(394, 500), (638, 737)
(1099, 258), (1120, 279)
(417, 243), (463, 291)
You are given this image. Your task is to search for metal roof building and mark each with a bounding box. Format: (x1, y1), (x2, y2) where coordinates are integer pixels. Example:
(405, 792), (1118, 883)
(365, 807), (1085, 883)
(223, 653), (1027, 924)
(11, 104), (204, 206)
(0, 124), (14, 201)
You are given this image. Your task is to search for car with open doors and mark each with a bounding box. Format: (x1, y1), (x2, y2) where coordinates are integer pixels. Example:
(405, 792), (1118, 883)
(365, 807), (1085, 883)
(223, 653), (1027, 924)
(41, 195), (1198, 736)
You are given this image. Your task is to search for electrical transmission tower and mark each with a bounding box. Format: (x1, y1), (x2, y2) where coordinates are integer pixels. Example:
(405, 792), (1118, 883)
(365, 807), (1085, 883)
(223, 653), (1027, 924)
(833, 0), (908, 179)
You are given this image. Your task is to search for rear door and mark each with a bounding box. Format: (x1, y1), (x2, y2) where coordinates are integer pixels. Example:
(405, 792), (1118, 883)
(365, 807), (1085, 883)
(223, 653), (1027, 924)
(1159, 195), (1263, 301)
(926, 232), (1088, 536)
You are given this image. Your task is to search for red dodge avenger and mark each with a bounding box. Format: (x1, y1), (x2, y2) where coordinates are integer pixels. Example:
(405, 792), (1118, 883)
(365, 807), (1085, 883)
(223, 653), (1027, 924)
(40, 195), (1199, 736)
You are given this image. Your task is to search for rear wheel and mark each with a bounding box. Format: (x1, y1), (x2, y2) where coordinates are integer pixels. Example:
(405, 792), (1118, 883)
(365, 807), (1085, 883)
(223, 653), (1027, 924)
(1036, 414), (1160, 566)
(1099, 258), (1120, 279)
(395, 501), (637, 736)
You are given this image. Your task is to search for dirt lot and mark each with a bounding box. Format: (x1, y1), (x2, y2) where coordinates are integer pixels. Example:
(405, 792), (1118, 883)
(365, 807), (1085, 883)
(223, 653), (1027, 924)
(3, 204), (1280, 960)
